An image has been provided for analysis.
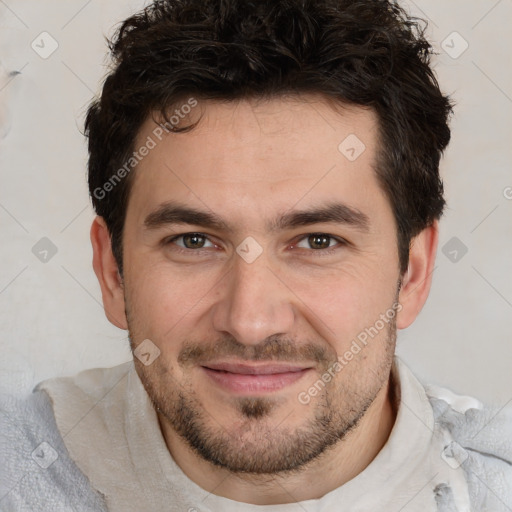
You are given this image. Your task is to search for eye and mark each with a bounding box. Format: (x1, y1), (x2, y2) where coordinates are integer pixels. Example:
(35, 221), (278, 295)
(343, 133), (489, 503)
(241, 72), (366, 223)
(165, 233), (216, 251)
(293, 233), (346, 254)
(163, 232), (347, 257)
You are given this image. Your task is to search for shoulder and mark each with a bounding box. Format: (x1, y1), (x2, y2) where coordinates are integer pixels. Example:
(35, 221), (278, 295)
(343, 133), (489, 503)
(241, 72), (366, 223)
(33, 360), (134, 404)
(425, 384), (512, 511)
(0, 388), (108, 511)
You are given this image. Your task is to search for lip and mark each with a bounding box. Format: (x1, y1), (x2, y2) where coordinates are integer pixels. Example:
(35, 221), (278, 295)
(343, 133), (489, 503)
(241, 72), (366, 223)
(201, 361), (312, 394)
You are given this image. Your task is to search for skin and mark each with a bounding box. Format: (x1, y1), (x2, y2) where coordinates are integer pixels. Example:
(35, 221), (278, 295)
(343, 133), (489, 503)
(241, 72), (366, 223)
(91, 94), (438, 505)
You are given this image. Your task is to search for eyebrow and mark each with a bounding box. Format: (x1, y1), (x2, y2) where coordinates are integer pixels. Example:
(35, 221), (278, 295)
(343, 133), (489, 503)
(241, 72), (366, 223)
(143, 200), (370, 234)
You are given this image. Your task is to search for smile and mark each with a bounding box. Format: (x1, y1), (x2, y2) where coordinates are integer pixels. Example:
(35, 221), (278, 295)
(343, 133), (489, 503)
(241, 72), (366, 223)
(201, 362), (313, 394)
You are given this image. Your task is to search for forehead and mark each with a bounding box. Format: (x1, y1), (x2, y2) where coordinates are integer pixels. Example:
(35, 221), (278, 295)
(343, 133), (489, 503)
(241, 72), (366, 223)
(126, 95), (387, 231)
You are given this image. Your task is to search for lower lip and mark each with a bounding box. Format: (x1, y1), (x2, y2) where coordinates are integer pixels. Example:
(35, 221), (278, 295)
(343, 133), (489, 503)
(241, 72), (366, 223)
(201, 367), (311, 394)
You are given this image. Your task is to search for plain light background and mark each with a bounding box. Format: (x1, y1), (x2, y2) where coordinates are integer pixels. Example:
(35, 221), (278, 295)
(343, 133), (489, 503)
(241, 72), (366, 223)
(0, 0), (511, 407)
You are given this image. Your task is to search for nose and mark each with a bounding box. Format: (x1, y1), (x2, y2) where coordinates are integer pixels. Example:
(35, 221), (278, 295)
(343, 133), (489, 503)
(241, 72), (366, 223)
(211, 247), (296, 347)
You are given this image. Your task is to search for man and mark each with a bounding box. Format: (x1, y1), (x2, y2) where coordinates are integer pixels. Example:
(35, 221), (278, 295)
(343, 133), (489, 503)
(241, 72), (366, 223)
(1, 0), (511, 511)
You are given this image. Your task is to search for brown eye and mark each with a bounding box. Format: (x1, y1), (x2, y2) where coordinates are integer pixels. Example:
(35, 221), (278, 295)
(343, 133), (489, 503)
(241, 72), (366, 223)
(181, 233), (206, 249)
(166, 233), (215, 250)
(296, 233), (338, 250)
(308, 234), (332, 250)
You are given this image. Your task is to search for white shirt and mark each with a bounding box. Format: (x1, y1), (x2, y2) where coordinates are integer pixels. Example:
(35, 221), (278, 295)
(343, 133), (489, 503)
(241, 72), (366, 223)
(35, 356), (474, 512)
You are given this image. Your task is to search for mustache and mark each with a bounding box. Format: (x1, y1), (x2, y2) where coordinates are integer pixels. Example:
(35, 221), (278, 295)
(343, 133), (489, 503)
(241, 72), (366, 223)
(177, 334), (337, 370)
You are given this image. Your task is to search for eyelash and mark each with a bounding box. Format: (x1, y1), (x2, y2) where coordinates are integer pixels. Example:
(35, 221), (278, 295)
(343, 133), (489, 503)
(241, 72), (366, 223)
(163, 232), (347, 257)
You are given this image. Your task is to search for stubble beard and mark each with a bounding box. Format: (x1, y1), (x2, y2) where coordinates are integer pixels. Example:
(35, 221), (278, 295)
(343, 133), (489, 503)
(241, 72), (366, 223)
(129, 317), (397, 476)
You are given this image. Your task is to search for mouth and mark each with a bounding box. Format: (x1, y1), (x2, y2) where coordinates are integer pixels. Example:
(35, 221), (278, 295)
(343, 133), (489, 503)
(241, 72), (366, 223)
(200, 361), (313, 394)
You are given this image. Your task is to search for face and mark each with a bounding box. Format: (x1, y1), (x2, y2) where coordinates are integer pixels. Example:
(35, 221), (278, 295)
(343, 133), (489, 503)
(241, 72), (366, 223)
(119, 96), (403, 474)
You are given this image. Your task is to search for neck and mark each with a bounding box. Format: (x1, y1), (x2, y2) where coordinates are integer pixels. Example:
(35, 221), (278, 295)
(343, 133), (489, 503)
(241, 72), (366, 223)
(158, 373), (397, 505)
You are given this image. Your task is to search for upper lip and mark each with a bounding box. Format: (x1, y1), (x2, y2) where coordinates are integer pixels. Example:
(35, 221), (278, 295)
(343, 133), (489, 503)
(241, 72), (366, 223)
(202, 362), (312, 375)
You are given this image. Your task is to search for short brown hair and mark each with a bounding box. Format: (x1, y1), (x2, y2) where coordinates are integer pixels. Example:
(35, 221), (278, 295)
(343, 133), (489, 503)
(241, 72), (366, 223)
(85, 0), (453, 276)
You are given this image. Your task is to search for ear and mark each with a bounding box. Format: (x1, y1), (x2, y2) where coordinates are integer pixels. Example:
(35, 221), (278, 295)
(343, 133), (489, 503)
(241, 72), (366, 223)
(90, 216), (128, 330)
(396, 221), (439, 329)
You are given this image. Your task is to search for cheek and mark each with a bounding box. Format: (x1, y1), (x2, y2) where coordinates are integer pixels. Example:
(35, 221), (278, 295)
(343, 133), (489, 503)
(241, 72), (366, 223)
(125, 244), (398, 353)
(126, 262), (210, 338)
(288, 265), (394, 341)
